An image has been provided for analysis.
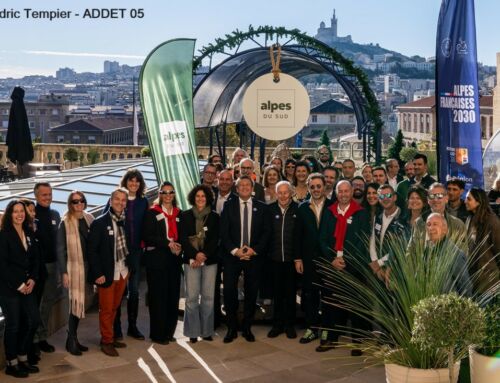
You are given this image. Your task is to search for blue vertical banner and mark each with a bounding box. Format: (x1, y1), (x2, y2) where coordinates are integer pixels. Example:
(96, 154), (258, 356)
(436, 0), (483, 189)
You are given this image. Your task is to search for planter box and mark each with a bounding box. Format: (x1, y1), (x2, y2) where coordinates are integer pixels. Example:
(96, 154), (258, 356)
(385, 362), (460, 383)
(469, 347), (500, 383)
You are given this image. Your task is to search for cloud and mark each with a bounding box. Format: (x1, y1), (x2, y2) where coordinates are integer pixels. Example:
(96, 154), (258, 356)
(23, 50), (145, 60)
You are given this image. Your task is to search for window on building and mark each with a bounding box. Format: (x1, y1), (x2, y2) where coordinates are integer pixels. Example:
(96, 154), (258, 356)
(1, 109), (8, 115)
(29, 121), (35, 128)
(88, 135), (96, 144)
(413, 115), (418, 132)
(103, 153), (109, 161)
(329, 115), (336, 123)
(311, 115), (318, 123)
(52, 109), (59, 116)
(481, 117), (486, 139)
(57, 135), (64, 143)
(27, 109), (34, 115)
(119, 153), (125, 159)
(39, 109), (46, 115)
(111, 153), (117, 160)
(127, 153), (133, 159)
(2, 121), (8, 128)
(489, 118), (494, 138)
(348, 115), (354, 123)
(55, 152), (61, 160)
(72, 135), (80, 144)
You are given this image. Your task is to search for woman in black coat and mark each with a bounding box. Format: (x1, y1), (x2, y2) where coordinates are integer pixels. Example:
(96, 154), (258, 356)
(0, 200), (41, 378)
(178, 185), (220, 343)
(142, 181), (182, 344)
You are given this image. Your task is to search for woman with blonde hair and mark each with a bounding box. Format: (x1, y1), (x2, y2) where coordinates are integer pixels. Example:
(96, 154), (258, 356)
(57, 191), (94, 356)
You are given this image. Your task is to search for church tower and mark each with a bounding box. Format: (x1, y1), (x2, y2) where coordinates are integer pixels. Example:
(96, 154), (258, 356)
(330, 9), (338, 37)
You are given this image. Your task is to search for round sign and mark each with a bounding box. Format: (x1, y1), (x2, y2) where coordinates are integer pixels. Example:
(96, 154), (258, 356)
(242, 73), (310, 141)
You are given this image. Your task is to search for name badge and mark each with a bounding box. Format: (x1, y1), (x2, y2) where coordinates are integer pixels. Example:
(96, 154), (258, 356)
(293, 214), (296, 218)
(52, 220), (57, 225)
(253, 208), (257, 212)
(176, 217), (180, 222)
(203, 226), (208, 231)
(107, 226), (111, 230)
(275, 215), (280, 219)
(251, 191), (255, 196)
(375, 223), (382, 231)
(347, 217), (353, 224)
(156, 214), (164, 221)
(108, 230), (114, 236)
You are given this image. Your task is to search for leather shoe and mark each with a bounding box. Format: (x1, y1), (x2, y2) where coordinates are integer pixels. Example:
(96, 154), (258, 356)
(315, 341), (336, 352)
(113, 340), (127, 348)
(18, 361), (39, 374)
(151, 338), (169, 345)
(267, 327), (284, 338)
(5, 364), (29, 378)
(101, 343), (119, 357)
(127, 326), (145, 340)
(77, 341), (89, 352)
(27, 353), (40, 365)
(351, 349), (363, 357)
(223, 328), (238, 343)
(38, 340), (55, 353)
(202, 336), (213, 341)
(242, 329), (255, 342)
(190, 337), (198, 344)
(285, 327), (297, 339)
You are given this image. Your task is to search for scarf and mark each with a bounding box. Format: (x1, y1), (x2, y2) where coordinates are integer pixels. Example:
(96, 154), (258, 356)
(329, 201), (363, 252)
(110, 208), (128, 263)
(151, 204), (180, 241)
(192, 206), (211, 248)
(63, 211), (94, 318)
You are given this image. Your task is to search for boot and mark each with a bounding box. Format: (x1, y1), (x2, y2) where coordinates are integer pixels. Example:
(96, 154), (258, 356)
(127, 298), (145, 340)
(66, 331), (82, 356)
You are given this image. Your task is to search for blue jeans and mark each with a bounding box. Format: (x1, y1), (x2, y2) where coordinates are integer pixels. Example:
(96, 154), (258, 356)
(183, 264), (217, 338)
(0, 293), (40, 362)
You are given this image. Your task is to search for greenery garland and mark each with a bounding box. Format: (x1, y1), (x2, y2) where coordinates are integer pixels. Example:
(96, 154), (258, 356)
(193, 26), (383, 161)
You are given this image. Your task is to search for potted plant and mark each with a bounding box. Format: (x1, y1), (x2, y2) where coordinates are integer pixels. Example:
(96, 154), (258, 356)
(316, 233), (496, 383)
(411, 293), (485, 383)
(469, 302), (500, 383)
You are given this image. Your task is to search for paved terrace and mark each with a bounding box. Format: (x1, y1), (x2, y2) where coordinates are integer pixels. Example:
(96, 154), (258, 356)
(2, 294), (385, 383)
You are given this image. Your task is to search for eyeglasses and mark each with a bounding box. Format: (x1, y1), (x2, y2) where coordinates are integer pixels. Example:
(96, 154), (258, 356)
(159, 190), (175, 195)
(71, 199), (86, 205)
(428, 193), (445, 200)
(309, 185), (323, 190)
(378, 193), (393, 200)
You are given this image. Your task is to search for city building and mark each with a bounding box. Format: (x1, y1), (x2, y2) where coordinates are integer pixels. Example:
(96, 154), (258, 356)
(47, 118), (134, 145)
(56, 67), (76, 81)
(396, 95), (494, 147)
(0, 94), (70, 141)
(304, 99), (356, 139)
(493, 52), (500, 132)
(103, 60), (120, 74)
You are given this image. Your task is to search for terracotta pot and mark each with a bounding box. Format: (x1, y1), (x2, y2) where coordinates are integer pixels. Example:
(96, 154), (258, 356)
(469, 347), (500, 383)
(385, 362), (460, 383)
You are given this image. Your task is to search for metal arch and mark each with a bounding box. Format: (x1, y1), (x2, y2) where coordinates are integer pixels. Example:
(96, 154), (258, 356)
(193, 29), (380, 162)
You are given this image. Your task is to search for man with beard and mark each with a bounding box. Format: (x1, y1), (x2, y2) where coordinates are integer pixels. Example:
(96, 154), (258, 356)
(446, 179), (469, 223)
(322, 166), (339, 201)
(351, 176), (366, 205)
(409, 153), (436, 189)
(372, 166), (388, 186)
(295, 173), (333, 345)
(316, 145), (331, 171)
(396, 160), (415, 202)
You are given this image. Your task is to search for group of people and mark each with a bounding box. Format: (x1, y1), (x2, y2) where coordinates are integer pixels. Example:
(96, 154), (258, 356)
(1, 146), (499, 378)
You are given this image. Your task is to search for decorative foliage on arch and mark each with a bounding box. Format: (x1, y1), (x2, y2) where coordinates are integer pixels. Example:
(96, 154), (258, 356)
(193, 25), (383, 161)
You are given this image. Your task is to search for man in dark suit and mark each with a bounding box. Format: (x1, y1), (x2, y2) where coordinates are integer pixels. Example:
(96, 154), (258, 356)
(239, 158), (265, 202)
(409, 153), (436, 189)
(221, 175), (271, 343)
(88, 188), (130, 357)
(386, 158), (404, 190)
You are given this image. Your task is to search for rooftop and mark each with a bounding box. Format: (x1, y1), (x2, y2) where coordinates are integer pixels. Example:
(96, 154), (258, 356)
(49, 118), (133, 132)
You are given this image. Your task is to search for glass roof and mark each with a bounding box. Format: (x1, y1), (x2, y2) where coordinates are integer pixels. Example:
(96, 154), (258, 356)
(0, 159), (158, 215)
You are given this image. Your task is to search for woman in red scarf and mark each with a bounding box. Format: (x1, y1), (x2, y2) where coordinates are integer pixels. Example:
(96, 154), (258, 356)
(142, 181), (182, 344)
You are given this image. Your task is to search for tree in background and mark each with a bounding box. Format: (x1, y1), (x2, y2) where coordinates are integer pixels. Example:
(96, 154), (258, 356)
(399, 147), (418, 163)
(319, 130), (333, 163)
(387, 129), (405, 169)
(64, 147), (78, 169)
(87, 147), (100, 164)
(141, 146), (151, 157)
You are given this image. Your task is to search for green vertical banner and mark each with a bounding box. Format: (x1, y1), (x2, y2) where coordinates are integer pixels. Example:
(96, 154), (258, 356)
(139, 39), (199, 210)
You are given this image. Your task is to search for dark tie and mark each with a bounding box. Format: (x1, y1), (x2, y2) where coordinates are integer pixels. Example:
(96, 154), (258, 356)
(242, 201), (249, 246)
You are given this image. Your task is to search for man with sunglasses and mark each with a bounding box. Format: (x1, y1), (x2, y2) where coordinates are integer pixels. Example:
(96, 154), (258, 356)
(294, 173), (333, 345)
(369, 185), (409, 281)
(316, 145), (331, 171)
(408, 182), (466, 252)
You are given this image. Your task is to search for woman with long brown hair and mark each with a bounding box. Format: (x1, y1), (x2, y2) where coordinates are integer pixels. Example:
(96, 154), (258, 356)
(465, 187), (500, 293)
(57, 191), (94, 356)
(0, 200), (41, 377)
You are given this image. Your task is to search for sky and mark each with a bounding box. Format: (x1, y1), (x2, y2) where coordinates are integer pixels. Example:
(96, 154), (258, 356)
(0, 0), (499, 78)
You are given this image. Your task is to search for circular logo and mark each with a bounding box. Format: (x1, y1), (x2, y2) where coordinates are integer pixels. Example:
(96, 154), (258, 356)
(242, 73), (310, 141)
(441, 38), (452, 58)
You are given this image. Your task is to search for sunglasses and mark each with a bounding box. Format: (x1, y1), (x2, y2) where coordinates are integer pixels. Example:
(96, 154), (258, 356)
(159, 190), (175, 195)
(71, 199), (86, 205)
(378, 193), (393, 200)
(428, 193), (445, 200)
(309, 184), (323, 190)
